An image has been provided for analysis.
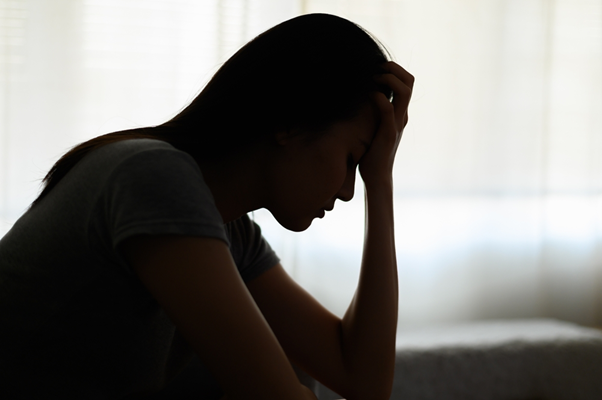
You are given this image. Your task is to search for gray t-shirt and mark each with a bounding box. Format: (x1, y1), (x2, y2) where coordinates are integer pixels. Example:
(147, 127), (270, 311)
(0, 138), (280, 399)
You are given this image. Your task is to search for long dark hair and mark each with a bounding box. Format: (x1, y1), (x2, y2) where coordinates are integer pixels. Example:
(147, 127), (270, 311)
(31, 13), (391, 208)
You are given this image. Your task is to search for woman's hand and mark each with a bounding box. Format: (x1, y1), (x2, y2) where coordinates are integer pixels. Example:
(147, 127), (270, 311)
(340, 64), (412, 398)
(358, 61), (414, 188)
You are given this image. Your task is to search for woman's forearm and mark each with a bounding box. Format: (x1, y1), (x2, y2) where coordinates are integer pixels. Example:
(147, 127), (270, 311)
(338, 61), (412, 399)
(340, 181), (398, 400)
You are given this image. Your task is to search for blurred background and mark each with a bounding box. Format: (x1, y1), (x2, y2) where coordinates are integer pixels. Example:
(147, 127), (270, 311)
(1, 0), (601, 328)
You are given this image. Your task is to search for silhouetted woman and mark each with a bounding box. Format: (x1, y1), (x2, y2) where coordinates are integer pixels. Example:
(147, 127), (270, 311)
(0, 13), (413, 400)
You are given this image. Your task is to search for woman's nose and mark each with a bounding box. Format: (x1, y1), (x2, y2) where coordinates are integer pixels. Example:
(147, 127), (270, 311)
(337, 170), (356, 202)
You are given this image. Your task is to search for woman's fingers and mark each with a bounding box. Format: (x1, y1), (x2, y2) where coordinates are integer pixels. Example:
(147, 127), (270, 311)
(372, 91), (396, 139)
(382, 61), (414, 89)
(359, 62), (413, 184)
(375, 62), (413, 130)
(375, 74), (410, 129)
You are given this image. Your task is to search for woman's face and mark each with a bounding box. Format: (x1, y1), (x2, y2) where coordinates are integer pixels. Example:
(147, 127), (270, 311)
(266, 104), (377, 232)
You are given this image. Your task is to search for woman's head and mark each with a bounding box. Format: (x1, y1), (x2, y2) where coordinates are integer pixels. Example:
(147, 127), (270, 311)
(31, 13), (392, 213)
(162, 13), (392, 158)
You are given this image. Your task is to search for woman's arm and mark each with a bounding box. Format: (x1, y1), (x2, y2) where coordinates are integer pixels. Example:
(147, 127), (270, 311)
(247, 62), (413, 400)
(339, 182), (397, 399)
(339, 61), (413, 399)
(121, 235), (317, 400)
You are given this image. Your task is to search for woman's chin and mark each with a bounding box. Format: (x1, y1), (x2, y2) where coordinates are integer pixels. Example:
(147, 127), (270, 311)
(275, 215), (314, 232)
(285, 220), (313, 232)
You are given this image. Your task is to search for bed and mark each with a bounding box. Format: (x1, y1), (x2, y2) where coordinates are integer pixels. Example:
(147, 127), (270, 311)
(316, 319), (602, 400)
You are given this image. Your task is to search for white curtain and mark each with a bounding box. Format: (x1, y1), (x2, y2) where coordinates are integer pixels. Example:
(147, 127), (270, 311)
(1, 0), (601, 327)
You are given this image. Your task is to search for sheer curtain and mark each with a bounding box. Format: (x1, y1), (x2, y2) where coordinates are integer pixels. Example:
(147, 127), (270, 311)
(0, 0), (299, 225)
(1, 0), (601, 327)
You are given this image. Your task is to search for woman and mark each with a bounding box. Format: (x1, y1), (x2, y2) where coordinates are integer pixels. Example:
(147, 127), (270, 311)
(0, 13), (413, 400)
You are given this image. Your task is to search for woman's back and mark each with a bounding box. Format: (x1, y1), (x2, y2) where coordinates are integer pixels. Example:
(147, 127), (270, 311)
(0, 138), (278, 398)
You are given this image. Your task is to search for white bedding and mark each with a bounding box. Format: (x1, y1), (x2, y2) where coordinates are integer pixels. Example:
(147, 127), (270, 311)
(317, 319), (602, 400)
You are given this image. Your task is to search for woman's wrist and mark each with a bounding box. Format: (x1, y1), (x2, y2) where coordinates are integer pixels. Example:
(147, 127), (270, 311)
(363, 175), (394, 197)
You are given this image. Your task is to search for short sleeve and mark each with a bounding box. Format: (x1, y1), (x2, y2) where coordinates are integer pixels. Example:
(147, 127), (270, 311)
(225, 215), (280, 282)
(99, 146), (229, 251)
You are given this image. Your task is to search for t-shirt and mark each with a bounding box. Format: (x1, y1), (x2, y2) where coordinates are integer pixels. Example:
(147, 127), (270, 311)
(0, 138), (280, 399)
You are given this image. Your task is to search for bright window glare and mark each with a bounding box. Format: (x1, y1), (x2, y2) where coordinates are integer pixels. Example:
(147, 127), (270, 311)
(256, 193), (602, 324)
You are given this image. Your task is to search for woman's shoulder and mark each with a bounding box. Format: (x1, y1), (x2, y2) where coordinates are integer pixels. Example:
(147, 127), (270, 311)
(94, 137), (179, 160)
(56, 137), (206, 212)
(83, 137), (198, 176)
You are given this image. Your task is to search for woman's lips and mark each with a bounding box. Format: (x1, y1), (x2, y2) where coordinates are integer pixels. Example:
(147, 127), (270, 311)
(317, 204), (334, 218)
